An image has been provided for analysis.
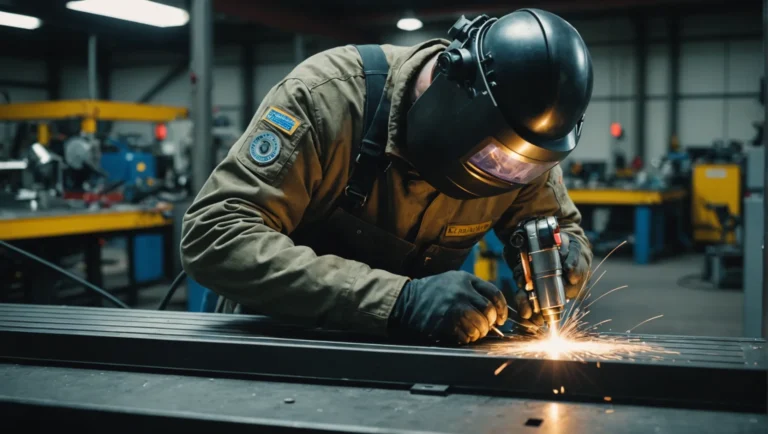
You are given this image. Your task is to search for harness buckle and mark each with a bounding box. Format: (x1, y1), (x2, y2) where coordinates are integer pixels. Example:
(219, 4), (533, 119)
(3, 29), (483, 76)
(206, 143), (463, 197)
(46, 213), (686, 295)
(344, 185), (368, 208)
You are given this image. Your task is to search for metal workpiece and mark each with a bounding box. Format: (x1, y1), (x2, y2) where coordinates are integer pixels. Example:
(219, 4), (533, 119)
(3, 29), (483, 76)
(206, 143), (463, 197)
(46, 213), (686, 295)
(1, 363), (765, 434)
(0, 304), (765, 413)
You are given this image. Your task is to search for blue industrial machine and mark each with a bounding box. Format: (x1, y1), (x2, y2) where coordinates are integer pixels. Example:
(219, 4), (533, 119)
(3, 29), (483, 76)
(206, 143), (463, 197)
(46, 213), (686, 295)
(100, 138), (158, 202)
(100, 138), (164, 284)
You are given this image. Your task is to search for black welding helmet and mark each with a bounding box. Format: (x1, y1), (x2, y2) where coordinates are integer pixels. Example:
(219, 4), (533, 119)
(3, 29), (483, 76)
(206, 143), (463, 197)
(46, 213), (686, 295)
(406, 9), (593, 199)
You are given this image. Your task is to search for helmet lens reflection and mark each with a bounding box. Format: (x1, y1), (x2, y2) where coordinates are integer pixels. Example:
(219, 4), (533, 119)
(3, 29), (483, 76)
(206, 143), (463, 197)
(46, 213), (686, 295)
(467, 142), (558, 185)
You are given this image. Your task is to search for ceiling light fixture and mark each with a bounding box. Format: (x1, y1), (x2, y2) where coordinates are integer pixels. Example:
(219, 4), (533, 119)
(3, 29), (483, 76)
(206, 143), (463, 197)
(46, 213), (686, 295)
(0, 10), (41, 30)
(66, 0), (189, 28)
(397, 17), (423, 32)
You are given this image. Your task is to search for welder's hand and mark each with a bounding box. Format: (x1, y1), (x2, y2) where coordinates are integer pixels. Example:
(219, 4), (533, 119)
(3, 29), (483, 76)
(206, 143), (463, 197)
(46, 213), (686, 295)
(559, 233), (590, 300)
(388, 271), (508, 345)
(504, 232), (590, 331)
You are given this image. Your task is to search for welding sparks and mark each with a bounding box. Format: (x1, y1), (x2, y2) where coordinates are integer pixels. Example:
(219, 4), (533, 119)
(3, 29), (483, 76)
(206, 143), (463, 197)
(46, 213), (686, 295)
(627, 315), (665, 333)
(491, 240), (676, 365)
(494, 361), (510, 376)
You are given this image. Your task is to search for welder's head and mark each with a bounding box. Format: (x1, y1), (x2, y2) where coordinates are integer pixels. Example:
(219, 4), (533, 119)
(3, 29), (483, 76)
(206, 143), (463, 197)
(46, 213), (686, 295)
(406, 9), (593, 199)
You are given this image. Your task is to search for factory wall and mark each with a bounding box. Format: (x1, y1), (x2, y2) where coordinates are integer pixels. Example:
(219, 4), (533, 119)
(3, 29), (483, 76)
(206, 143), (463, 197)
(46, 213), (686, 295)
(572, 12), (762, 167)
(0, 11), (762, 166)
(381, 11), (764, 170)
(0, 57), (48, 146)
(52, 42), (308, 140)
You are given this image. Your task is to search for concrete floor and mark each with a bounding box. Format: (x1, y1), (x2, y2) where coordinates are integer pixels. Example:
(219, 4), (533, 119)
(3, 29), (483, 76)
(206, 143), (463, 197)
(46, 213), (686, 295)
(123, 251), (744, 338)
(576, 253), (743, 337)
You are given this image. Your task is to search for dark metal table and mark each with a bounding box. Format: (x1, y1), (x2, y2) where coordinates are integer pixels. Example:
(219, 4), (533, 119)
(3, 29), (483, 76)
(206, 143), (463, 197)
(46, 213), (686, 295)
(0, 304), (766, 433)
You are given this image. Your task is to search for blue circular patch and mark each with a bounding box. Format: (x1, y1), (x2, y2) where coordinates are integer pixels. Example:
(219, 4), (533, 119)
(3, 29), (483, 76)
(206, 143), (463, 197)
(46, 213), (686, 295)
(249, 131), (281, 165)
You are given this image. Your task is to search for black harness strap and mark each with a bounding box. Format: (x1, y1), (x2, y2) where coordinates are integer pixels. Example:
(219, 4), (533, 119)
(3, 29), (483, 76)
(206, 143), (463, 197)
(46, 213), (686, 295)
(344, 44), (392, 209)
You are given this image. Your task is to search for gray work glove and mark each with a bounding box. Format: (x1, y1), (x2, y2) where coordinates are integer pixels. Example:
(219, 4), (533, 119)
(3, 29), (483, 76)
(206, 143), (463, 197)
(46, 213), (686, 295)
(503, 232), (589, 331)
(388, 271), (508, 344)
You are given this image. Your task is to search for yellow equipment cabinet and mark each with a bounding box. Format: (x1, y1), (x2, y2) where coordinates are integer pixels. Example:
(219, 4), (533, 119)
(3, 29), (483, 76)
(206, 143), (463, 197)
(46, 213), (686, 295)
(692, 163), (741, 244)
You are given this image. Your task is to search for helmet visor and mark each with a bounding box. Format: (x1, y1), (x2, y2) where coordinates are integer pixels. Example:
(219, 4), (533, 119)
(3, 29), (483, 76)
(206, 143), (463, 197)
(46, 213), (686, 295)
(467, 141), (558, 185)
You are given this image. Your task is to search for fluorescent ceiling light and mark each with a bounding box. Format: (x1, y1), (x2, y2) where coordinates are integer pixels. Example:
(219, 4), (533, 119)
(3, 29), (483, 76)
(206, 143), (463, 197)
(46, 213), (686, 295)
(66, 0), (189, 28)
(0, 10), (41, 30)
(397, 17), (423, 32)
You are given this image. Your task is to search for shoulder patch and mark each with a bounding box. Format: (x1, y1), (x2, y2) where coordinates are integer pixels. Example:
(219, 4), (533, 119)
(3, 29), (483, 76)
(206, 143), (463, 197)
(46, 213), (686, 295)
(263, 107), (301, 135)
(249, 131), (281, 165)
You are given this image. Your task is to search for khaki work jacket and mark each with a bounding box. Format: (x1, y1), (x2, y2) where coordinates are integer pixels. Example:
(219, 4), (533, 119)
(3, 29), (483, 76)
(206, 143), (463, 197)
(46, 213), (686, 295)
(180, 40), (593, 335)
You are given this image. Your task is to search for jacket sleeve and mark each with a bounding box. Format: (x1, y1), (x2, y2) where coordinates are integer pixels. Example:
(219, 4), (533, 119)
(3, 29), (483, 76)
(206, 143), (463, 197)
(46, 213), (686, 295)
(180, 78), (408, 334)
(493, 164), (593, 269)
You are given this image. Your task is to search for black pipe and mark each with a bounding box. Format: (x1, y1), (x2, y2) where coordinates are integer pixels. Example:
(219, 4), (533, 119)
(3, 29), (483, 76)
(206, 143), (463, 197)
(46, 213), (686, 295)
(0, 240), (129, 309)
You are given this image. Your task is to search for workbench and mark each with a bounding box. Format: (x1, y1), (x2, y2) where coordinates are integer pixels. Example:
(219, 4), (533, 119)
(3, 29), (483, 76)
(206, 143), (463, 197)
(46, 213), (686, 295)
(0, 206), (173, 305)
(0, 304), (765, 432)
(568, 188), (688, 264)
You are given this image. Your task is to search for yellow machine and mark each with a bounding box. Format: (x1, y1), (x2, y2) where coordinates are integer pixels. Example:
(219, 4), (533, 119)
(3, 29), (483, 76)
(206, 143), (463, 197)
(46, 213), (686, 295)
(473, 238), (498, 282)
(692, 163), (741, 244)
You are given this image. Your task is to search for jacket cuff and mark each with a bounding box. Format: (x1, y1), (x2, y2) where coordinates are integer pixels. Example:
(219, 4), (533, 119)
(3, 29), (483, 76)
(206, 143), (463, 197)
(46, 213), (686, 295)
(342, 269), (410, 336)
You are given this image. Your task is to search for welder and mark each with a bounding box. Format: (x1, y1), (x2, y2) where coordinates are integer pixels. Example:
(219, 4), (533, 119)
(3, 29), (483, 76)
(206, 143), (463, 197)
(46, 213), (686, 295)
(180, 8), (594, 344)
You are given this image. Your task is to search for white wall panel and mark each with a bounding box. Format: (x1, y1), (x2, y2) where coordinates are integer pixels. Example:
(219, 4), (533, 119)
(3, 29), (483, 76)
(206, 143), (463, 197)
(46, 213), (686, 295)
(590, 45), (637, 98)
(382, 29), (446, 47)
(570, 102), (611, 163)
(645, 100), (670, 162)
(111, 65), (186, 104)
(569, 17), (634, 43)
(254, 63), (296, 106)
(112, 65), (189, 137)
(571, 101), (635, 165)
(59, 65), (89, 99)
(647, 43), (669, 96)
(0, 87), (47, 103)
(679, 41), (726, 94)
(727, 40), (763, 93)
(682, 13), (762, 37)
(212, 65), (242, 107)
(725, 99), (763, 143)
(679, 99), (725, 145)
(611, 101), (636, 159)
(0, 57), (46, 82)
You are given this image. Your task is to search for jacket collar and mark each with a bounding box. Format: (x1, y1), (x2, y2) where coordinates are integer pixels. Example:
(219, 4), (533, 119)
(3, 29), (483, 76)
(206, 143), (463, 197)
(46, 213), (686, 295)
(384, 39), (449, 164)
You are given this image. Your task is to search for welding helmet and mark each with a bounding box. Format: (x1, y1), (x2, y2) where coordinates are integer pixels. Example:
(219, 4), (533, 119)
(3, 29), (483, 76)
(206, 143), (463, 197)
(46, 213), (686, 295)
(406, 9), (593, 199)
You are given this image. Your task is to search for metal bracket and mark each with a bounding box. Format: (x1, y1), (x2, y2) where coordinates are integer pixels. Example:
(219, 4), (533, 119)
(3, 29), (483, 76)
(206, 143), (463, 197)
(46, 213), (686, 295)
(410, 384), (449, 396)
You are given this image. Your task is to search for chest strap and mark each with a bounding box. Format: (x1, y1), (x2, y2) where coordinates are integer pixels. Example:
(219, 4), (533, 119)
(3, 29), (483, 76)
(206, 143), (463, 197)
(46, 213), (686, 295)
(344, 44), (392, 209)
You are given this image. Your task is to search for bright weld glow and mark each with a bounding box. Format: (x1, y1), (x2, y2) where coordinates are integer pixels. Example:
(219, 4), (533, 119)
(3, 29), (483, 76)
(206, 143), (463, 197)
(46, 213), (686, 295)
(397, 17), (423, 31)
(491, 241), (676, 366)
(66, 0), (189, 28)
(0, 11), (41, 30)
(490, 331), (676, 362)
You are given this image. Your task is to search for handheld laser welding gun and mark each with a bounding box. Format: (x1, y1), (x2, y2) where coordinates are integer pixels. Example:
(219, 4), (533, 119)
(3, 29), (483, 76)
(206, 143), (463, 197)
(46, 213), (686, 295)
(510, 216), (566, 334)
